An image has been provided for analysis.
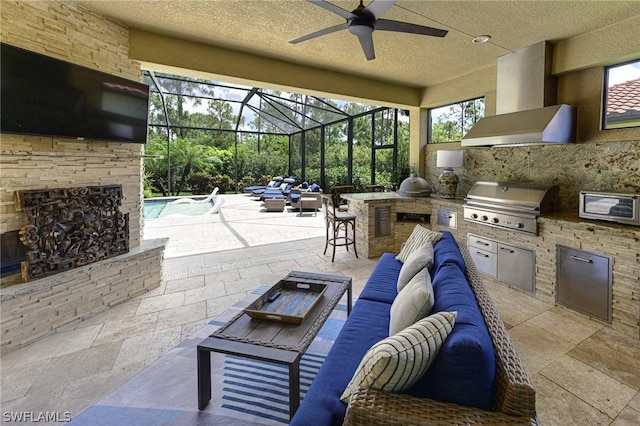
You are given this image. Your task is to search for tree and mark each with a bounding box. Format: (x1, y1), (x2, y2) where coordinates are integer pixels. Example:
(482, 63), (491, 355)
(431, 98), (485, 143)
(169, 138), (220, 195)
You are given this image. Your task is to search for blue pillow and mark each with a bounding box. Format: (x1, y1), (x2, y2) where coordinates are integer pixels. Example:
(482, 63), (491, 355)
(310, 183), (320, 192)
(407, 263), (495, 411)
(302, 181), (309, 189)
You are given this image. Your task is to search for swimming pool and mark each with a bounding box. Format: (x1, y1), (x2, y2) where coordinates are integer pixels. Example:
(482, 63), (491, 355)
(144, 198), (215, 219)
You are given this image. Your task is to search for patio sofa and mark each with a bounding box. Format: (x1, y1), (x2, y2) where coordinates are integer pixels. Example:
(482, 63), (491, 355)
(290, 230), (536, 426)
(289, 184), (323, 214)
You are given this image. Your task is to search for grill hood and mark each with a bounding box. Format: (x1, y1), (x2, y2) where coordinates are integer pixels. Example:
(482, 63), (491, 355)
(462, 41), (576, 147)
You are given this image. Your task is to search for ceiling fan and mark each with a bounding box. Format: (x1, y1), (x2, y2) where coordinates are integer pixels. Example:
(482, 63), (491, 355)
(289, 0), (448, 61)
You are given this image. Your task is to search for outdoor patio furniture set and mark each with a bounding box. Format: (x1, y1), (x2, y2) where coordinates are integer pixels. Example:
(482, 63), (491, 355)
(244, 177), (323, 213)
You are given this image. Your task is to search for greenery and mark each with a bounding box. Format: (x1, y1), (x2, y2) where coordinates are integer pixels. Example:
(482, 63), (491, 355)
(143, 73), (410, 197)
(429, 98), (485, 144)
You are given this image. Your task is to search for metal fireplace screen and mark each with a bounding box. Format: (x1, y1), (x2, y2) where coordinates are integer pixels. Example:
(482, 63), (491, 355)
(15, 185), (129, 281)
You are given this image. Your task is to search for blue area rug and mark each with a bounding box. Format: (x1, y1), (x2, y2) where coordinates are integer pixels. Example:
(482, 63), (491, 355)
(69, 287), (348, 426)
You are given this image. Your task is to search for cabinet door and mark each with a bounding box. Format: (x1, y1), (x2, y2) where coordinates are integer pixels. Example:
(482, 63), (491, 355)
(497, 243), (535, 292)
(470, 247), (498, 277)
(468, 234), (497, 253)
(556, 246), (612, 323)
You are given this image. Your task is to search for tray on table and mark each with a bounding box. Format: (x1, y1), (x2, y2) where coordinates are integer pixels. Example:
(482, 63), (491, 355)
(243, 279), (328, 324)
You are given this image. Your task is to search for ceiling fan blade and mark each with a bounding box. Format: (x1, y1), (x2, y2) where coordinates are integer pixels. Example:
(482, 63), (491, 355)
(376, 19), (448, 37)
(307, 0), (356, 20)
(355, 32), (375, 61)
(364, 0), (397, 20)
(289, 23), (349, 44)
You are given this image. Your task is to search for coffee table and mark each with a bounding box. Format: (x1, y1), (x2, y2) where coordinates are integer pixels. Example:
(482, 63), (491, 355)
(197, 270), (352, 420)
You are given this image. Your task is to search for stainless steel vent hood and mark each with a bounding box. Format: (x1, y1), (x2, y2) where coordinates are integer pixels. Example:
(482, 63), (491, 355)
(462, 41), (577, 147)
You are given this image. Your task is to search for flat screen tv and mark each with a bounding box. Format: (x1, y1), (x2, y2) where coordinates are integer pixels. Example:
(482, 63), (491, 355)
(1, 43), (149, 143)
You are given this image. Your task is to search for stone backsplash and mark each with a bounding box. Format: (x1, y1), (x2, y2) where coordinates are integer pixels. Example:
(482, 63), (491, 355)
(426, 140), (640, 212)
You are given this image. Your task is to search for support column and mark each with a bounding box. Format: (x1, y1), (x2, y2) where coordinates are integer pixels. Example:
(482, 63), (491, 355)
(409, 107), (428, 177)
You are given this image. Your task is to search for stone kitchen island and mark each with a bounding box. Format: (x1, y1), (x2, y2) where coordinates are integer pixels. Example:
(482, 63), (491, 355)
(340, 192), (447, 258)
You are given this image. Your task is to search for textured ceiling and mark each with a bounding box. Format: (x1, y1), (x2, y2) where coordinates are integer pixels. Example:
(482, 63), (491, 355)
(76, 0), (640, 89)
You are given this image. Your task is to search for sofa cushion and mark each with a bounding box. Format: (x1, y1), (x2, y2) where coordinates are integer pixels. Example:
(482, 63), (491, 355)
(407, 263), (496, 411)
(396, 225), (443, 263)
(389, 267), (435, 335)
(431, 231), (466, 275)
(357, 253), (401, 304)
(289, 193), (301, 203)
(290, 298), (391, 426)
(397, 243), (434, 293)
(341, 311), (456, 402)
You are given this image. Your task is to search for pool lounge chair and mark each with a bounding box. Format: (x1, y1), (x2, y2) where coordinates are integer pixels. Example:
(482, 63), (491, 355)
(170, 187), (219, 205)
(206, 197), (225, 214)
(162, 197), (225, 218)
(256, 178), (297, 200)
(243, 176), (284, 193)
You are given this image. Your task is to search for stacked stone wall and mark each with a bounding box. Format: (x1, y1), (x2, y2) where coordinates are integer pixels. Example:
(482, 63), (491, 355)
(0, 1), (165, 354)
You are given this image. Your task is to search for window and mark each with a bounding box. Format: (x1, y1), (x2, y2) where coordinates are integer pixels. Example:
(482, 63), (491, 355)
(602, 59), (640, 130)
(428, 97), (484, 143)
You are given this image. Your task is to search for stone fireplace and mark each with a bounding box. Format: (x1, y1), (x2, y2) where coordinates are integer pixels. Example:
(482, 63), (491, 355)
(0, 1), (166, 355)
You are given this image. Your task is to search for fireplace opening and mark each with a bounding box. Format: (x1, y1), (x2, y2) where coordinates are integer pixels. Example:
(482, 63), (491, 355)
(0, 230), (27, 279)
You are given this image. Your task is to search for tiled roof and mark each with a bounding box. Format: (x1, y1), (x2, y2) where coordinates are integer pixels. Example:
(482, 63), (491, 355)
(607, 77), (640, 115)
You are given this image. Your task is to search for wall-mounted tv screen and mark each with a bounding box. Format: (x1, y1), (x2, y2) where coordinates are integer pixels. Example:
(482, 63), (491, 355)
(1, 43), (149, 143)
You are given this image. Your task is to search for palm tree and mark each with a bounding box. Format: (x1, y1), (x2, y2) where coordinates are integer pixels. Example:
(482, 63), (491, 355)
(170, 138), (220, 195)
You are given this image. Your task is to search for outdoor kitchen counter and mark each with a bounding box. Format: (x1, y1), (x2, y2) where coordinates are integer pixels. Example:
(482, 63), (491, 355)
(340, 192), (415, 203)
(539, 212), (640, 240)
(341, 192), (434, 258)
(341, 193), (639, 338)
(341, 192), (466, 203)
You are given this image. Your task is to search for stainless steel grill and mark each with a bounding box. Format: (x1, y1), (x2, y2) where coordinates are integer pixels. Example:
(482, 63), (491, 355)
(463, 181), (560, 234)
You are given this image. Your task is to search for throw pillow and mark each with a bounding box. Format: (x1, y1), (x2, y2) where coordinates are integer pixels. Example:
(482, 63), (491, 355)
(396, 243), (434, 293)
(340, 311), (457, 403)
(389, 267), (435, 335)
(396, 225), (443, 263)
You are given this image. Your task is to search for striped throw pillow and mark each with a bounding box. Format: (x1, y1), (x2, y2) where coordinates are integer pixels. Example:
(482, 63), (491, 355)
(340, 311), (457, 403)
(396, 225), (443, 263)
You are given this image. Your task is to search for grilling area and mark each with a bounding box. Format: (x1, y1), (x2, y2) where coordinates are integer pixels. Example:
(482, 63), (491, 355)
(463, 181), (559, 235)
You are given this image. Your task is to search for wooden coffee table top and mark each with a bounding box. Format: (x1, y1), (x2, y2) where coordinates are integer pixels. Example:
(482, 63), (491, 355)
(207, 270), (352, 354)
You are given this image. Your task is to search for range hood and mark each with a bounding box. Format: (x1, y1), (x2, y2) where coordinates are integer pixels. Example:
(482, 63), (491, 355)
(462, 41), (577, 147)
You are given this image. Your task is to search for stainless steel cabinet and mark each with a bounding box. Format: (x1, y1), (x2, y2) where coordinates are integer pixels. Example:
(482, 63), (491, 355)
(437, 208), (457, 229)
(497, 242), (535, 292)
(468, 234), (535, 292)
(556, 245), (612, 323)
(468, 235), (497, 277)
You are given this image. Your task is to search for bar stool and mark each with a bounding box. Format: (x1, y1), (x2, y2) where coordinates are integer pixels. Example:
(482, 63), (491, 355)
(322, 194), (358, 262)
(331, 185), (354, 211)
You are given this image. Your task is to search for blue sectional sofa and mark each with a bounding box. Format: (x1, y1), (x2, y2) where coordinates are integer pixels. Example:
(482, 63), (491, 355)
(291, 231), (537, 426)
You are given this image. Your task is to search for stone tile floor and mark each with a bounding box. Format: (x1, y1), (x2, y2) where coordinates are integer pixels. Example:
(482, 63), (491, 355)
(1, 194), (639, 425)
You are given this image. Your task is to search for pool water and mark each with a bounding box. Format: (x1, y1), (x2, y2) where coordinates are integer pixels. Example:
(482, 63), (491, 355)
(144, 199), (215, 219)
